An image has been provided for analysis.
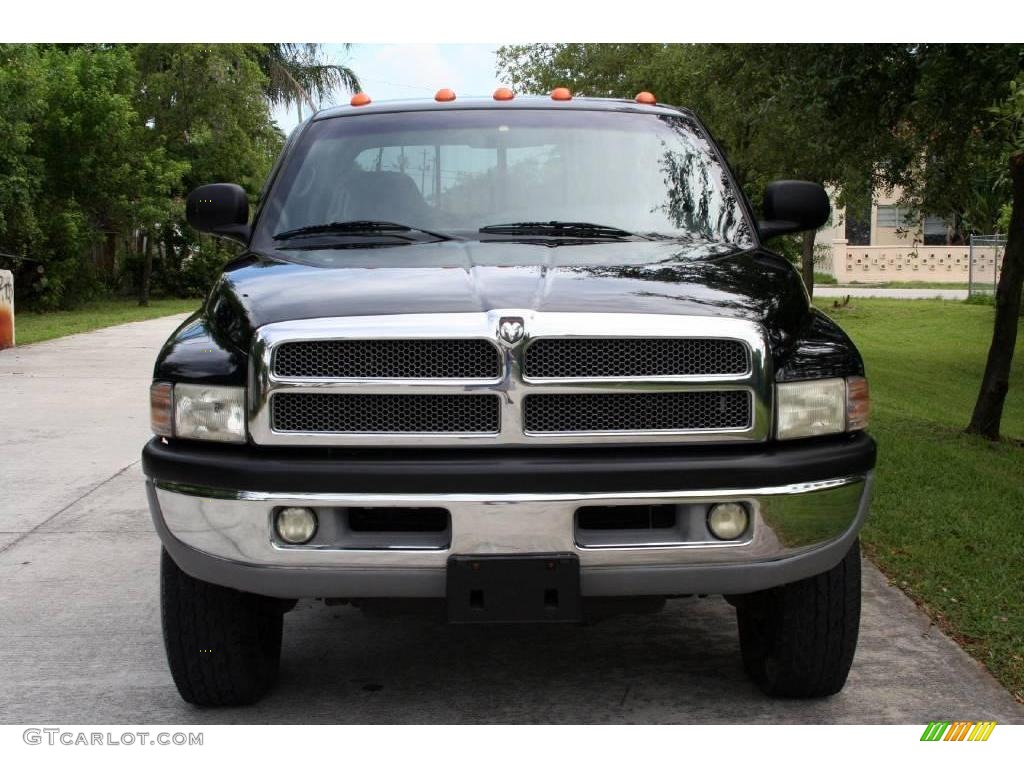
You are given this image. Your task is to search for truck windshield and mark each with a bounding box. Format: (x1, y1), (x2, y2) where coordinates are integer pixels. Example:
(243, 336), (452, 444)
(254, 108), (754, 251)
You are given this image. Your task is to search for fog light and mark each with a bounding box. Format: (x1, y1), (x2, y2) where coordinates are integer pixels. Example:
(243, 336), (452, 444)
(708, 502), (749, 540)
(275, 507), (318, 544)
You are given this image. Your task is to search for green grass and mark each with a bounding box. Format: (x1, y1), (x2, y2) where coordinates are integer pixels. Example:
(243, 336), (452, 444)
(814, 298), (1024, 700)
(13, 297), (199, 345)
(814, 271), (838, 285)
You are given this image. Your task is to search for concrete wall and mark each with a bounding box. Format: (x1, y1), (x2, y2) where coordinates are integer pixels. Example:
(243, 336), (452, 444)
(829, 241), (1003, 284)
(814, 185), (1005, 284)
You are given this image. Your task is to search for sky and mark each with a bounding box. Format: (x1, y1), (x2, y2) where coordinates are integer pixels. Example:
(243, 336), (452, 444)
(272, 43), (504, 134)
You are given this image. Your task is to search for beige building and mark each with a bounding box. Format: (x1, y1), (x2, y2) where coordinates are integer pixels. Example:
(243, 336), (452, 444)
(816, 187), (954, 248)
(815, 188), (1001, 285)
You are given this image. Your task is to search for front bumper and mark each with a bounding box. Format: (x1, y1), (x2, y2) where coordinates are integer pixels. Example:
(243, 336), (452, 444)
(144, 436), (874, 599)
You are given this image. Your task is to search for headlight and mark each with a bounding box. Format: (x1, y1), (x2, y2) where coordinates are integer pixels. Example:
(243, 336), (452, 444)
(150, 382), (246, 443)
(776, 378), (846, 440)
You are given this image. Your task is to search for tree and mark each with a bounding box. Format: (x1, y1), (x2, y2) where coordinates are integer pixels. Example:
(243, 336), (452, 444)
(497, 44), (915, 297)
(0, 45), (186, 308)
(256, 44), (361, 121)
(35, 45), (184, 306)
(1, 43), (360, 309)
(135, 44), (283, 192)
(0, 45), (46, 267)
(133, 44), (286, 301)
(884, 45), (1022, 439)
(967, 77), (1024, 439)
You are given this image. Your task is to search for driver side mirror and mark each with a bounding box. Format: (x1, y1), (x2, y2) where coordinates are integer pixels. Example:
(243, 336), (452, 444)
(186, 183), (251, 244)
(757, 181), (830, 240)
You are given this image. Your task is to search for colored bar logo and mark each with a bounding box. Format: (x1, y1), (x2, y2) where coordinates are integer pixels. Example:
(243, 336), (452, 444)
(920, 721), (996, 741)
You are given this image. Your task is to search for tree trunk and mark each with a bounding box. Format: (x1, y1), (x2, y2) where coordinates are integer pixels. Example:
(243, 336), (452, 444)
(801, 230), (816, 299)
(164, 227), (177, 269)
(103, 231), (117, 275)
(966, 152), (1024, 440)
(138, 231), (153, 307)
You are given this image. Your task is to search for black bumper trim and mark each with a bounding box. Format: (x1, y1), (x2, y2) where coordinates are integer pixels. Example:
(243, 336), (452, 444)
(142, 433), (875, 495)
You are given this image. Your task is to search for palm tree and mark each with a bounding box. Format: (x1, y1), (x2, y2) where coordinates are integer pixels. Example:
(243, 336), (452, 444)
(259, 44), (361, 121)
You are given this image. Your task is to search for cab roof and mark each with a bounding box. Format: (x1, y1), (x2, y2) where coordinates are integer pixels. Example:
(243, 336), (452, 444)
(312, 95), (692, 122)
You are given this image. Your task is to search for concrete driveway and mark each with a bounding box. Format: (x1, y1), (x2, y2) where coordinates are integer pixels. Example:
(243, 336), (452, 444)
(1, 316), (1020, 724)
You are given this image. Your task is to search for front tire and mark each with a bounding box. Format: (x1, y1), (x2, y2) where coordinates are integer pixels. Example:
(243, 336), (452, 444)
(735, 539), (861, 698)
(160, 548), (284, 706)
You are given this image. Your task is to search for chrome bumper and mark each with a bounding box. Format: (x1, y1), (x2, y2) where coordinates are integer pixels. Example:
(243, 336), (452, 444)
(147, 473), (872, 599)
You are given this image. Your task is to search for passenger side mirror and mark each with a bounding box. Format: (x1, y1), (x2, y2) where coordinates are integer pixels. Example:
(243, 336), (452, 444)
(757, 181), (830, 240)
(186, 183), (251, 244)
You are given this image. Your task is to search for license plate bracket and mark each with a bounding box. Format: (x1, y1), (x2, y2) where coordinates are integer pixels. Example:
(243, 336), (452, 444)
(446, 553), (581, 623)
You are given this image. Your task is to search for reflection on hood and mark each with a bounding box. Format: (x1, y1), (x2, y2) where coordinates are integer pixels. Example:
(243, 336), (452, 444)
(207, 240), (808, 365)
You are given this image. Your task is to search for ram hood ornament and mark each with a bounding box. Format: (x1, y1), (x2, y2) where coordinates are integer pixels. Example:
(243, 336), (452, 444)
(498, 317), (525, 345)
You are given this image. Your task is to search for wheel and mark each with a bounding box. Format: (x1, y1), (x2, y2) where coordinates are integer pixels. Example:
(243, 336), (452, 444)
(160, 548), (284, 706)
(735, 539), (861, 698)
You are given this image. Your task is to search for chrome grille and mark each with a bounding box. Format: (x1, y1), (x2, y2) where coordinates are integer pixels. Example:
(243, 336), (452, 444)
(274, 339), (500, 379)
(524, 391), (751, 433)
(525, 338), (748, 378)
(249, 312), (771, 446)
(272, 393), (500, 434)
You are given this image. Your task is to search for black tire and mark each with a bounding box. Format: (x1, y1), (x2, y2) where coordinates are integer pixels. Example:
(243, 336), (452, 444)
(735, 539), (861, 698)
(160, 548), (284, 706)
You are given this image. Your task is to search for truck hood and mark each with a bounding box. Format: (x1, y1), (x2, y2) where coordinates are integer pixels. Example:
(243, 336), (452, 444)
(207, 240), (810, 355)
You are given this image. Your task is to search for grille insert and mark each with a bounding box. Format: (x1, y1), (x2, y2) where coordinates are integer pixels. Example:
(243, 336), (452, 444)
(577, 505), (677, 530)
(347, 507), (449, 533)
(272, 393), (500, 434)
(524, 391), (751, 433)
(524, 338), (749, 378)
(274, 339), (501, 379)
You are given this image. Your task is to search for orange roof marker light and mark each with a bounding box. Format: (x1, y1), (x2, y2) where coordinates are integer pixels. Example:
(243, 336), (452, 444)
(635, 91), (657, 105)
(350, 92), (371, 107)
(493, 86), (515, 101)
(550, 87), (572, 101)
(435, 88), (456, 102)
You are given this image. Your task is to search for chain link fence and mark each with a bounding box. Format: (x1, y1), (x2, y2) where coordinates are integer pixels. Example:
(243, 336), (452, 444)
(968, 235), (1007, 296)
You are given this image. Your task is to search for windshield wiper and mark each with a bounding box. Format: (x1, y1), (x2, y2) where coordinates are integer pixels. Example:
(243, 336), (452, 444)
(478, 221), (653, 240)
(273, 220), (456, 242)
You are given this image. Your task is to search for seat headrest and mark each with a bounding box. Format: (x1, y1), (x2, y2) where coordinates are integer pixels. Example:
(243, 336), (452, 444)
(346, 171), (429, 221)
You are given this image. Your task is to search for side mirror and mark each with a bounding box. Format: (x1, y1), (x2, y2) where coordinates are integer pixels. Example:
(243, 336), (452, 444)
(757, 181), (830, 240)
(186, 183), (251, 244)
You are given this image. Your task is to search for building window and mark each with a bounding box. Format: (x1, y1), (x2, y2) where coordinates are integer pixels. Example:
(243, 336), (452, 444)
(845, 198), (871, 246)
(876, 205), (912, 229)
(923, 215), (951, 245)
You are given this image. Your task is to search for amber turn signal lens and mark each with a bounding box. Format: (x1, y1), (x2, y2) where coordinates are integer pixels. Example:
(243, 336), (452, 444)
(635, 91), (657, 104)
(150, 381), (173, 437)
(435, 88), (456, 102)
(493, 86), (514, 101)
(550, 87), (572, 101)
(846, 376), (870, 431)
(350, 92), (371, 107)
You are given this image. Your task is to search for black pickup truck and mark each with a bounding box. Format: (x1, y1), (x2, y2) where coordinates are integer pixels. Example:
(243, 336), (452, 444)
(143, 90), (875, 706)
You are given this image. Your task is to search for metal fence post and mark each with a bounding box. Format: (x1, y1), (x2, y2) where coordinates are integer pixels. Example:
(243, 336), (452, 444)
(969, 234), (975, 296)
